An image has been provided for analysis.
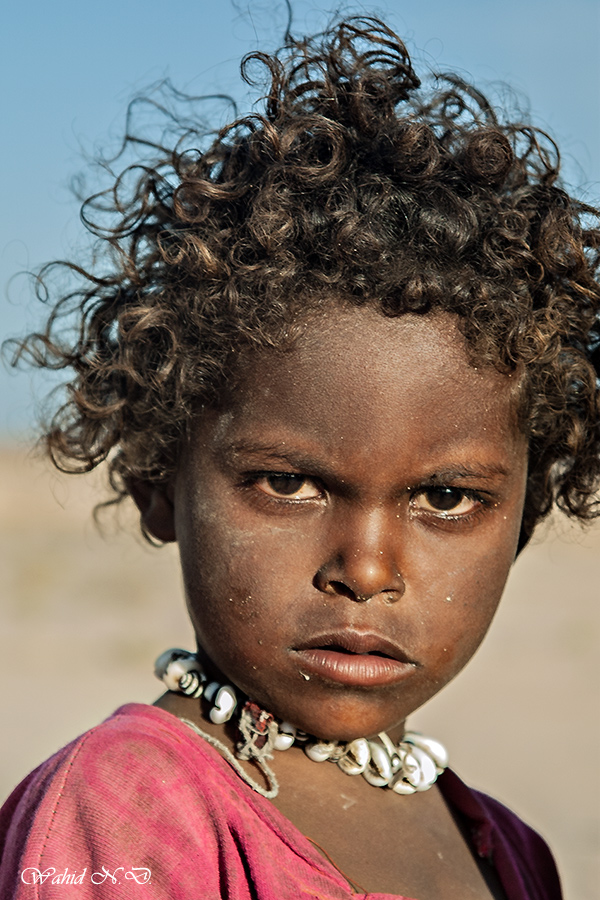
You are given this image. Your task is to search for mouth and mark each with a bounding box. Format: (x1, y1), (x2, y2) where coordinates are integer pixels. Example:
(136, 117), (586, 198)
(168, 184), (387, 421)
(292, 631), (418, 687)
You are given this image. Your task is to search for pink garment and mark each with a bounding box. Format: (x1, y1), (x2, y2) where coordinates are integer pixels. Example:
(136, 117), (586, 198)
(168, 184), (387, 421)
(0, 704), (561, 899)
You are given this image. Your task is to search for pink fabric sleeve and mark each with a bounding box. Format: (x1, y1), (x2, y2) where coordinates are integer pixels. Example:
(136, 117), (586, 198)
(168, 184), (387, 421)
(0, 718), (227, 899)
(0, 706), (357, 900)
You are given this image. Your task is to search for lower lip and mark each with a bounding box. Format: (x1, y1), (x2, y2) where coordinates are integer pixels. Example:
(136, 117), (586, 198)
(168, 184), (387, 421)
(293, 649), (416, 687)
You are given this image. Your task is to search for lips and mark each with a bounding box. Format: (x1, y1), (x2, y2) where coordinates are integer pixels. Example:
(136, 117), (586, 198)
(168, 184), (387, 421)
(292, 631), (418, 687)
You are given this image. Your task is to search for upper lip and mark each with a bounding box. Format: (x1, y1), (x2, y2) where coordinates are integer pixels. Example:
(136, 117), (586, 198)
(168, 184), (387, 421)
(293, 631), (417, 665)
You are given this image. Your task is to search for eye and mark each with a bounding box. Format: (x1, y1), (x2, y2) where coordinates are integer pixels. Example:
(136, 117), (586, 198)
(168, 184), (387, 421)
(255, 473), (322, 500)
(412, 487), (481, 517)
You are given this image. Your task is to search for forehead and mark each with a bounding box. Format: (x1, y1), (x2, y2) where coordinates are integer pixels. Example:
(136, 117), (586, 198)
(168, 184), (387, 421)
(220, 308), (523, 458)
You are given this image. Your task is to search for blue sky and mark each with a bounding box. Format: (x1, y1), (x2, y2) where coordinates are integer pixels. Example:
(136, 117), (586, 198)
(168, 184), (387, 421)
(2, 0), (599, 435)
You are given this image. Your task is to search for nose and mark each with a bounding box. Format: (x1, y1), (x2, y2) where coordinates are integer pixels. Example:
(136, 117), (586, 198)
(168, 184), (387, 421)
(314, 507), (405, 603)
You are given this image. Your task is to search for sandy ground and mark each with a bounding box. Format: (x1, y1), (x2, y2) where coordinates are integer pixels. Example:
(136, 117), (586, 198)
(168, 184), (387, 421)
(1, 445), (598, 898)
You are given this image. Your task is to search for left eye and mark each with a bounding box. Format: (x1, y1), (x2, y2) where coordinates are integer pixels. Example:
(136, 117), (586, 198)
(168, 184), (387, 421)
(412, 487), (480, 516)
(255, 473), (322, 500)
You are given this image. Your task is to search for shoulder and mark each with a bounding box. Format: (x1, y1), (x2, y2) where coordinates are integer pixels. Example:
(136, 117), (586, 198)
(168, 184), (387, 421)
(1, 703), (223, 828)
(0, 705), (232, 898)
(0, 705), (350, 900)
(439, 769), (562, 900)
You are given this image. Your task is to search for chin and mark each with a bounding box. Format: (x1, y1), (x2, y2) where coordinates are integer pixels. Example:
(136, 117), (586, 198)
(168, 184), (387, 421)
(266, 690), (409, 743)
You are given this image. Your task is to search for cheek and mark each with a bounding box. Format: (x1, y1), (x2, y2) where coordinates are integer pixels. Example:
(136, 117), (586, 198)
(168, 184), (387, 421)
(175, 496), (310, 634)
(416, 538), (517, 677)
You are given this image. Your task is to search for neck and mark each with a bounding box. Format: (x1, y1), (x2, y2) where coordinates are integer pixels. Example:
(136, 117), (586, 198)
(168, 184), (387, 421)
(153, 648), (448, 799)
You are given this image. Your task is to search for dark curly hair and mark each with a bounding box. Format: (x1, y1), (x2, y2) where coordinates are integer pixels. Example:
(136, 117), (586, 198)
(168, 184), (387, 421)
(10, 16), (600, 547)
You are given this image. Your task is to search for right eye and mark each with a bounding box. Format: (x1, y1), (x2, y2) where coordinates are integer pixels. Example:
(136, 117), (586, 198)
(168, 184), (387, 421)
(254, 473), (322, 500)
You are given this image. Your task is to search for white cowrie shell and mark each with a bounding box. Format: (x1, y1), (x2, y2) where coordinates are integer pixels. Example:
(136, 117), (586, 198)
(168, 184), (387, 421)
(409, 745), (438, 790)
(390, 774), (417, 794)
(337, 738), (370, 775)
(403, 733), (449, 770)
(209, 685), (237, 724)
(274, 732), (295, 751)
(305, 741), (337, 762)
(274, 721), (296, 751)
(154, 649), (186, 681)
(363, 741), (393, 787)
(163, 656), (201, 693)
(402, 750), (422, 787)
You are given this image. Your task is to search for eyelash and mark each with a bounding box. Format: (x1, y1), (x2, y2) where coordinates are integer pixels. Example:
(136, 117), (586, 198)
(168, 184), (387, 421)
(241, 472), (325, 504)
(241, 471), (492, 523)
(411, 487), (490, 525)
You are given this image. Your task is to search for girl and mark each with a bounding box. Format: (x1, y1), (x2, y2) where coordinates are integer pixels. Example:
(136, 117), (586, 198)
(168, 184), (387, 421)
(1, 16), (598, 900)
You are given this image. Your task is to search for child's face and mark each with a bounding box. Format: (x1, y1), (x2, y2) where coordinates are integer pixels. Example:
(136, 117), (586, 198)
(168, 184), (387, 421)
(164, 307), (528, 741)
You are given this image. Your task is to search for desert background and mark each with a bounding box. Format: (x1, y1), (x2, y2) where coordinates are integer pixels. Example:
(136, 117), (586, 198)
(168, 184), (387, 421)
(1, 443), (598, 898)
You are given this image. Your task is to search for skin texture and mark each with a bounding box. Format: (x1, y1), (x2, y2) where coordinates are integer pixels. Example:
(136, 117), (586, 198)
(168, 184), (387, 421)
(142, 307), (529, 744)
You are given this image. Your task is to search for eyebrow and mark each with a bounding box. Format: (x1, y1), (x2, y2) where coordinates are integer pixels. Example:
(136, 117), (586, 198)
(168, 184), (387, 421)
(220, 442), (511, 483)
(424, 464), (511, 482)
(220, 441), (332, 474)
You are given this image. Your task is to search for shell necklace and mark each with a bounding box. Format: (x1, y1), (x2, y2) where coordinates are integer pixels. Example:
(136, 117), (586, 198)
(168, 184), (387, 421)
(155, 648), (448, 800)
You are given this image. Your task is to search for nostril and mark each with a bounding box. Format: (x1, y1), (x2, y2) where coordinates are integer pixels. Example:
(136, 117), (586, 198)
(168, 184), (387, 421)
(327, 580), (357, 601)
(314, 558), (405, 602)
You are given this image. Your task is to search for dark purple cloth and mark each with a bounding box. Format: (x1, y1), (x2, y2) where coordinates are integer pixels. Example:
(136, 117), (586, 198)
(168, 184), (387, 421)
(438, 769), (562, 900)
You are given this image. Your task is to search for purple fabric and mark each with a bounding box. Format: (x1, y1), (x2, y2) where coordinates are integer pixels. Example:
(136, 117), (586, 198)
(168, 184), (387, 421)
(438, 770), (562, 900)
(0, 704), (562, 899)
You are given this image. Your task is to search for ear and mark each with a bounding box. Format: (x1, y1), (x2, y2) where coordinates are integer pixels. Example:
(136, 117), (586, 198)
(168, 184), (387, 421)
(128, 480), (176, 543)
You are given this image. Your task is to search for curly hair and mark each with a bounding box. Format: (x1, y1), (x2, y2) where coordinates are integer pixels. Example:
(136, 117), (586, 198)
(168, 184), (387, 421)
(10, 16), (600, 547)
